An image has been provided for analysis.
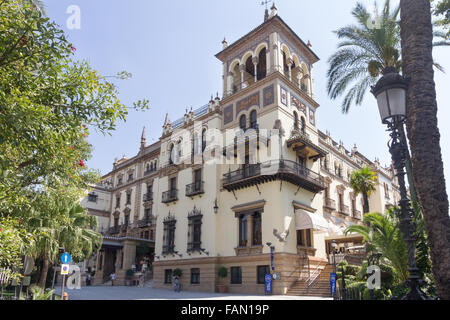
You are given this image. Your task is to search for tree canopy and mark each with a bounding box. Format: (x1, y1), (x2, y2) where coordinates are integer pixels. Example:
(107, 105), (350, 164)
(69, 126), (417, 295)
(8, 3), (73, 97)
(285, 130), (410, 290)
(0, 0), (149, 286)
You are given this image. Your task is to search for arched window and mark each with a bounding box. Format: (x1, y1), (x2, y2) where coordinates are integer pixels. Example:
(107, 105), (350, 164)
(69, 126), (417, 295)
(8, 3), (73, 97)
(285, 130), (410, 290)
(177, 141), (182, 160)
(239, 115), (247, 131)
(169, 144), (174, 165)
(201, 129), (207, 152)
(257, 48), (267, 80)
(293, 111), (299, 129)
(250, 110), (257, 129)
(300, 116), (306, 134)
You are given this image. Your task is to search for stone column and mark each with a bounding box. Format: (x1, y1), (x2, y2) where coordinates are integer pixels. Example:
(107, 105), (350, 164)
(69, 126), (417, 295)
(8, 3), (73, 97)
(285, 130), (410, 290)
(239, 64), (245, 89)
(252, 56), (259, 83)
(247, 214), (254, 246)
(227, 71), (234, 96)
(297, 72), (302, 89)
(222, 62), (228, 97)
(287, 58), (293, 81)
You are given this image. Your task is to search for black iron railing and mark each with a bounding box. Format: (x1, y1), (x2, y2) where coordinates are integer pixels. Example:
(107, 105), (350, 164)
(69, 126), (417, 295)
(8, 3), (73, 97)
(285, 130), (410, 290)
(352, 209), (362, 220)
(162, 189), (178, 203)
(109, 226), (120, 234)
(339, 205), (350, 215)
(222, 159), (325, 188)
(186, 181), (205, 197)
(137, 217), (152, 228)
(187, 242), (202, 252)
(162, 245), (175, 255)
(324, 198), (336, 210)
(143, 192), (153, 202)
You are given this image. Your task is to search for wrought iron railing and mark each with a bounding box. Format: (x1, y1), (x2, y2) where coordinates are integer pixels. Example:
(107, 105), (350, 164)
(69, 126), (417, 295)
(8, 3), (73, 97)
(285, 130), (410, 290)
(187, 242), (202, 252)
(137, 217), (152, 228)
(162, 245), (175, 255)
(352, 209), (362, 220)
(185, 181), (205, 197)
(143, 192), (153, 202)
(324, 198), (336, 210)
(144, 169), (157, 176)
(222, 159), (325, 188)
(339, 205), (350, 215)
(162, 189), (178, 203)
(109, 226), (120, 234)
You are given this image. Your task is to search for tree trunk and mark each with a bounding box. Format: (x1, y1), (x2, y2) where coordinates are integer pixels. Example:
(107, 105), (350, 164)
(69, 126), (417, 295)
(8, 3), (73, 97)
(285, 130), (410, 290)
(400, 0), (450, 299)
(363, 193), (370, 214)
(38, 257), (49, 289)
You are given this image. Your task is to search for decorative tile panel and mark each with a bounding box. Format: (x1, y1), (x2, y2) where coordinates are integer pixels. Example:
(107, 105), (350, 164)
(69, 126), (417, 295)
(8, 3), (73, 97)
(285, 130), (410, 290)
(223, 104), (234, 125)
(236, 92), (260, 116)
(280, 86), (288, 106)
(263, 85), (275, 107)
(309, 107), (316, 126)
(291, 94), (306, 115)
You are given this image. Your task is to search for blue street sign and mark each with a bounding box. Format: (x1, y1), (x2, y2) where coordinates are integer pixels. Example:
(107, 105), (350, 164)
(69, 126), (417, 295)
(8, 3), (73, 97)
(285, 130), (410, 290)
(265, 274), (272, 294)
(61, 252), (71, 264)
(270, 246), (274, 271)
(330, 272), (336, 295)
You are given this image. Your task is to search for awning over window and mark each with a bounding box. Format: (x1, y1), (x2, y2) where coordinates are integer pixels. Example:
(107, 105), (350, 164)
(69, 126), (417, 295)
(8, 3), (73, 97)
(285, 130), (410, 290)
(295, 209), (329, 232)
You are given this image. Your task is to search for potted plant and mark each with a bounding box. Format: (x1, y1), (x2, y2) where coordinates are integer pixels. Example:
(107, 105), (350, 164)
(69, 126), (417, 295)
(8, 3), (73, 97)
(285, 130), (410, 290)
(125, 269), (134, 286)
(217, 266), (228, 293)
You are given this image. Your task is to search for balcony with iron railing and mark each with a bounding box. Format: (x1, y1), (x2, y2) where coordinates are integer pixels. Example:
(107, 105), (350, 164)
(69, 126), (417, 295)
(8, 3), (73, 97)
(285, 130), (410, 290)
(339, 204), (350, 215)
(187, 242), (202, 252)
(222, 159), (326, 193)
(162, 189), (178, 203)
(108, 226), (120, 235)
(143, 192), (153, 202)
(144, 168), (157, 176)
(324, 198), (336, 210)
(287, 129), (327, 161)
(352, 209), (362, 220)
(185, 181), (205, 197)
(162, 245), (175, 255)
(137, 216), (152, 228)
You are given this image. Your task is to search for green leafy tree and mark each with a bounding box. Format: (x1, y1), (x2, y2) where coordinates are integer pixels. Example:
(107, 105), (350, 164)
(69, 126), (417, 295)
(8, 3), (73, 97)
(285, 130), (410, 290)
(0, 217), (33, 282)
(349, 167), (377, 213)
(433, 0), (450, 38)
(0, 0), (149, 213)
(345, 210), (408, 282)
(27, 191), (102, 288)
(0, 0), (149, 286)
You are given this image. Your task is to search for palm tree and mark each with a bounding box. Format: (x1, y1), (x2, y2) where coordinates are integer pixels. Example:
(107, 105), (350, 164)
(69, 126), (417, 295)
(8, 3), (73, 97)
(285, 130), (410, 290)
(327, 0), (447, 113)
(345, 210), (408, 282)
(400, 0), (450, 300)
(28, 198), (101, 288)
(59, 203), (102, 262)
(350, 167), (377, 214)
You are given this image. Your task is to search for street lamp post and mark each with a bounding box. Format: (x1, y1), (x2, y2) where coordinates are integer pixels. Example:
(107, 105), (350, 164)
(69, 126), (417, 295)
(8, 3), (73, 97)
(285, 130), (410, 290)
(371, 67), (427, 300)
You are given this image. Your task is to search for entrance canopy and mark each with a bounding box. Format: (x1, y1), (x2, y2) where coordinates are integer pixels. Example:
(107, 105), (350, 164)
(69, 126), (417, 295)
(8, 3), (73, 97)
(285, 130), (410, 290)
(295, 209), (329, 232)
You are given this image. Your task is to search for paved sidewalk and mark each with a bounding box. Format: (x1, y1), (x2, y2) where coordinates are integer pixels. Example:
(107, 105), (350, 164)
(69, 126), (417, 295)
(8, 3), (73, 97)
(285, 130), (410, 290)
(54, 285), (331, 300)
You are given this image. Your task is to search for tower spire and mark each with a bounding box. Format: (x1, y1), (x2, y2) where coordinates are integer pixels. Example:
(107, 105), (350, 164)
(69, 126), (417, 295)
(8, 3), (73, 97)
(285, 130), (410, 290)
(140, 126), (146, 150)
(261, 0), (272, 21)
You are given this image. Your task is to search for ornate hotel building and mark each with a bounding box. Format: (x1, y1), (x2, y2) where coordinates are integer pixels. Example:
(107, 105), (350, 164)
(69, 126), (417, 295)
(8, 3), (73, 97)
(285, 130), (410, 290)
(83, 6), (399, 295)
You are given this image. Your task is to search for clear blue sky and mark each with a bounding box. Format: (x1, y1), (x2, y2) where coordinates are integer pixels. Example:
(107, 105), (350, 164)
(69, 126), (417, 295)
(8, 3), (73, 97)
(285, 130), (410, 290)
(43, 0), (450, 190)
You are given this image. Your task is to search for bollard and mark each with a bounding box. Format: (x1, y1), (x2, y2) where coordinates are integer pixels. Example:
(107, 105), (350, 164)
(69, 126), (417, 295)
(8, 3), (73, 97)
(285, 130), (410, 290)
(63, 292), (68, 300)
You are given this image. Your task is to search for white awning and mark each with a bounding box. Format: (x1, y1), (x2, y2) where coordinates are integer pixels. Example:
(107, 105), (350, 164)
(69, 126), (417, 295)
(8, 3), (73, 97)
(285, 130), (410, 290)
(295, 210), (329, 232)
